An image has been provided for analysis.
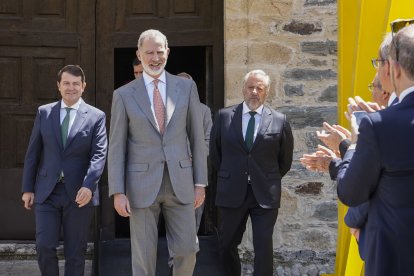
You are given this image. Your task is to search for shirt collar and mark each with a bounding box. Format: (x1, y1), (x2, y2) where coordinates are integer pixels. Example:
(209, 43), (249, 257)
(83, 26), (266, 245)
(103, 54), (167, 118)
(387, 92), (397, 106)
(142, 70), (166, 87)
(242, 102), (264, 115)
(398, 86), (414, 103)
(61, 98), (82, 110)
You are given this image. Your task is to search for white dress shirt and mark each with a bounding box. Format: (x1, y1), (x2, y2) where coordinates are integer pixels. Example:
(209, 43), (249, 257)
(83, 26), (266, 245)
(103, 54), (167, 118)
(242, 102), (263, 142)
(142, 71), (167, 131)
(60, 98), (82, 134)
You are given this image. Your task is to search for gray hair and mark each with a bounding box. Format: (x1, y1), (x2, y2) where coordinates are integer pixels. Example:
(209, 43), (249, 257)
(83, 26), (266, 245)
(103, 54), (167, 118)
(379, 33), (392, 59)
(243, 70), (271, 90)
(389, 24), (414, 80)
(137, 29), (168, 49)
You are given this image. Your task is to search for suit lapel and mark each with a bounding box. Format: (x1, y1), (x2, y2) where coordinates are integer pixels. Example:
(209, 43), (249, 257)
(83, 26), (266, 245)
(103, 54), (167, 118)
(65, 101), (88, 149)
(165, 72), (178, 127)
(52, 102), (64, 149)
(252, 105), (272, 149)
(131, 78), (159, 132)
(230, 104), (247, 151)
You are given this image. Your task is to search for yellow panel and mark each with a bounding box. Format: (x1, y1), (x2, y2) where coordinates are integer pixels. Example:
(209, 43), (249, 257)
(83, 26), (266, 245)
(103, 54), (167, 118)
(338, 0), (361, 126)
(387, 0), (414, 31)
(351, 0), (390, 114)
(344, 237), (364, 276)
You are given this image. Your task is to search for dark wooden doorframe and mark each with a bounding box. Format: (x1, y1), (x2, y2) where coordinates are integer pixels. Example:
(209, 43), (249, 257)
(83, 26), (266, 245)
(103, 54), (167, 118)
(95, 0), (224, 240)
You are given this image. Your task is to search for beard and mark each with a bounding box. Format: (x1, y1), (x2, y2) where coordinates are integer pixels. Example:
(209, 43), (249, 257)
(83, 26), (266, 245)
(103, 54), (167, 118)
(141, 60), (167, 77)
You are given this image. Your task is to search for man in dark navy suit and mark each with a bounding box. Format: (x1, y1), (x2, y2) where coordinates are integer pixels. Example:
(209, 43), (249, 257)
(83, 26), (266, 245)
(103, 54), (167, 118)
(210, 69), (293, 276)
(22, 65), (107, 276)
(337, 24), (414, 276)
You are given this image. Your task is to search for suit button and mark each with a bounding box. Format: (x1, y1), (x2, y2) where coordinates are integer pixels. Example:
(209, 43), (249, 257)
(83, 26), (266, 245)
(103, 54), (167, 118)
(244, 172), (248, 175)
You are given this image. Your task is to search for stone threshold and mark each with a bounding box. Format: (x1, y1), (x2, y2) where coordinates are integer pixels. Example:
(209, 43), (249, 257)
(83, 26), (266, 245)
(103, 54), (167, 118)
(0, 242), (94, 260)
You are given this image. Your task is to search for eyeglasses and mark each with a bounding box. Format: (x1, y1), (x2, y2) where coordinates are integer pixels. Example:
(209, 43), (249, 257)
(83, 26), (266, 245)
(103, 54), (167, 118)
(371, 58), (385, 69)
(390, 18), (414, 61)
(367, 83), (380, 92)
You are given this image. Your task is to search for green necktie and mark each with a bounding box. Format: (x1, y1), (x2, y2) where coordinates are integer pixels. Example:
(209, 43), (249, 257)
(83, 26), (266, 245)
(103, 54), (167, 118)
(245, 111), (256, 151)
(61, 107), (71, 147)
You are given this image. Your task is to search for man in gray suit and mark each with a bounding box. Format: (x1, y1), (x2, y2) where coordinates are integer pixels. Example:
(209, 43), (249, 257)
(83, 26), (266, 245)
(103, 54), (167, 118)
(21, 65), (107, 276)
(108, 29), (207, 276)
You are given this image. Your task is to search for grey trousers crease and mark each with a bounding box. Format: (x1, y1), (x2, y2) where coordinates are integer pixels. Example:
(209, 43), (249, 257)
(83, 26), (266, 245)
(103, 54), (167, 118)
(129, 167), (198, 276)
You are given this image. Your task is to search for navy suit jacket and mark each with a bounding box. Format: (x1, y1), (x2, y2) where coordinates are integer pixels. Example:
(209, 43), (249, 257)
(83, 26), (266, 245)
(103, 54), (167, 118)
(210, 103), (294, 208)
(22, 100), (107, 206)
(337, 91), (414, 275)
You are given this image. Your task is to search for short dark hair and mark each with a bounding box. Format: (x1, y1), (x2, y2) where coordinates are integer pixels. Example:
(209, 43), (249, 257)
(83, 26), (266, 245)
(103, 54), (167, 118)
(132, 57), (141, 66)
(57, 65), (85, 83)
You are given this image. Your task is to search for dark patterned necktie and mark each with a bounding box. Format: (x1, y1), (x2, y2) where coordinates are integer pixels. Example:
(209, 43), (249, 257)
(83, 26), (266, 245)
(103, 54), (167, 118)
(245, 111), (256, 150)
(61, 107), (71, 146)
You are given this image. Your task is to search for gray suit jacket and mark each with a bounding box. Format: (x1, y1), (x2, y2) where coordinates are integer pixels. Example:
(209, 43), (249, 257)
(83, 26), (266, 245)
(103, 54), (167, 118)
(22, 100), (107, 206)
(108, 72), (207, 208)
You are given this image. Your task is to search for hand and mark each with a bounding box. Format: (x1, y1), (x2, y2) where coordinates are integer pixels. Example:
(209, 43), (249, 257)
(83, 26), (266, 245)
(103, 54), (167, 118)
(194, 186), (205, 209)
(22, 192), (34, 210)
(114, 193), (131, 217)
(331, 124), (351, 140)
(300, 145), (337, 173)
(317, 122), (349, 151)
(354, 96), (383, 112)
(350, 228), (360, 242)
(345, 96), (384, 121)
(76, 187), (93, 208)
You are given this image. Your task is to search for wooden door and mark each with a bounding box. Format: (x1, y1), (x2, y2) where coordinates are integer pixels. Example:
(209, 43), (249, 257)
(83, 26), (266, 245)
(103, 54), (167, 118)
(96, 0), (224, 239)
(0, 0), (96, 239)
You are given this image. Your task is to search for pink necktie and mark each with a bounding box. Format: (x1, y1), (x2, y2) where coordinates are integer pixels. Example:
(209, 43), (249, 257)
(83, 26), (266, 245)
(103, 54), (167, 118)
(153, 79), (165, 134)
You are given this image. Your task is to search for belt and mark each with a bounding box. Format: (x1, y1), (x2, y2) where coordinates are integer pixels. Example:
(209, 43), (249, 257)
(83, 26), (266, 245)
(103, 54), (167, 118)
(247, 175), (252, 184)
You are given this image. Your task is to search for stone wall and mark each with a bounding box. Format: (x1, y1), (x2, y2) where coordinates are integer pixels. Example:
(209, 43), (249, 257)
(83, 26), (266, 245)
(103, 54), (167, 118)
(224, 0), (338, 271)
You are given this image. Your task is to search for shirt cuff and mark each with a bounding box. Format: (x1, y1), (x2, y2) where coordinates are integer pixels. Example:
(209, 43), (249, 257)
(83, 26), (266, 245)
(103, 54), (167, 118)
(348, 144), (357, 150)
(195, 184), (207, 187)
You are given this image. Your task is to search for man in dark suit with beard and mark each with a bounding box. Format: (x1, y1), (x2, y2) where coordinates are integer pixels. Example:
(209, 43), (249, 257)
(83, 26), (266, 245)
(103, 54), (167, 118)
(210, 69), (294, 276)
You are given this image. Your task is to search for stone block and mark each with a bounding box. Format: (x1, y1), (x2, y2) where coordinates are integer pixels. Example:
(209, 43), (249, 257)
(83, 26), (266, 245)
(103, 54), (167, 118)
(249, 0), (293, 17)
(300, 229), (333, 249)
(301, 40), (337, 56)
(284, 84), (304, 97)
(313, 201), (338, 221)
(308, 58), (328, 66)
(305, 0), (337, 6)
(295, 182), (323, 195)
(225, 0), (247, 17)
(283, 68), (337, 81)
(283, 20), (322, 35)
(225, 18), (249, 41)
(277, 106), (337, 129)
(225, 42), (248, 65)
(318, 85), (337, 102)
(248, 42), (292, 65)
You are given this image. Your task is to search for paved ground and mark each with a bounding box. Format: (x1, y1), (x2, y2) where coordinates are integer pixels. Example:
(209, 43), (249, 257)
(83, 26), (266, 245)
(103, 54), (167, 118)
(0, 260), (92, 275)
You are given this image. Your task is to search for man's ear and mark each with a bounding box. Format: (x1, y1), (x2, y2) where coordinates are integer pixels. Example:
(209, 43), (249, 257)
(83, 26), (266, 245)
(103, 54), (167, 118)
(391, 61), (402, 79)
(136, 49), (141, 61)
(382, 91), (391, 101)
